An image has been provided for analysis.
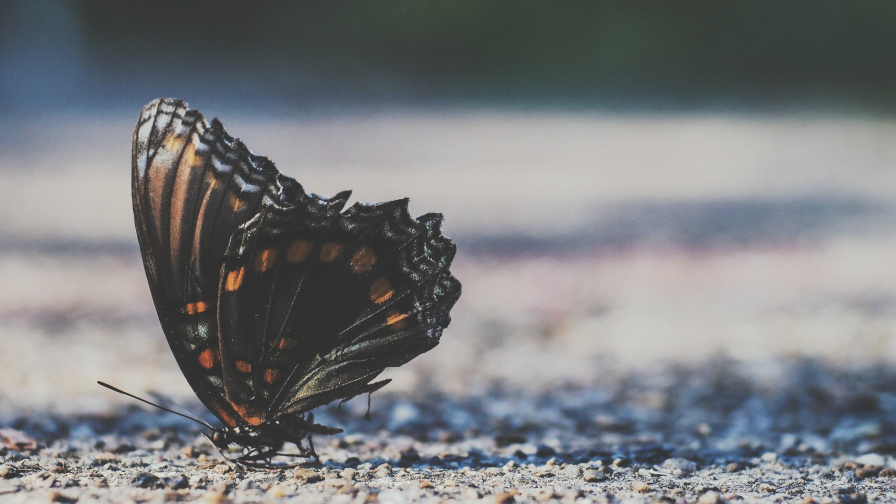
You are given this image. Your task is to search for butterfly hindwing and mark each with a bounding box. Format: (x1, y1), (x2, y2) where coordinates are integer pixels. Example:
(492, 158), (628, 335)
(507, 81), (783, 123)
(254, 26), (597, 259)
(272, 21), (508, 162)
(216, 198), (460, 424)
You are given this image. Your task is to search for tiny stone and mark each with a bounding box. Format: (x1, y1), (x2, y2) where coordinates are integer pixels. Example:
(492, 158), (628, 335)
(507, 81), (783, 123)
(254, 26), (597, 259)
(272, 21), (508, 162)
(197, 454), (208, 462)
(761, 452), (777, 463)
(48, 491), (78, 503)
(189, 475), (207, 488)
(855, 454), (886, 467)
(583, 469), (605, 482)
(213, 464), (231, 474)
(237, 479), (256, 490)
(879, 468), (896, 478)
(632, 480), (650, 493)
(419, 479), (433, 489)
(94, 453), (117, 463)
(267, 485), (287, 498)
(726, 462), (743, 473)
(563, 465), (582, 477)
(495, 490), (518, 504)
(0, 465), (15, 479)
(485, 467), (502, 476)
(294, 468), (322, 484)
(855, 466), (880, 479)
(340, 468), (357, 480)
(698, 491), (722, 504)
(181, 446), (195, 458)
(203, 491), (228, 503)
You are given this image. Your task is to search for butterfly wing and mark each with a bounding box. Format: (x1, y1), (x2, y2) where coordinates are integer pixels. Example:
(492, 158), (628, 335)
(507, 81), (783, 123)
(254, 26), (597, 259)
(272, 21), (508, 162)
(215, 197), (461, 426)
(131, 98), (302, 427)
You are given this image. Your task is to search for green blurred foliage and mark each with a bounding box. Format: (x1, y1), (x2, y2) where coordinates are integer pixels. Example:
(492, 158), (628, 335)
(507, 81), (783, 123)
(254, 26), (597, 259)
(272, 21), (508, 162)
(76, 1), (896, 110)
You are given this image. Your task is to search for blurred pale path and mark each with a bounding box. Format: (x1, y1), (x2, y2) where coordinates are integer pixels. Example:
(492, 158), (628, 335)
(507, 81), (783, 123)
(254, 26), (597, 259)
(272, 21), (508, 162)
(3, 112), (896, 242)
(2, 111), (896, 412)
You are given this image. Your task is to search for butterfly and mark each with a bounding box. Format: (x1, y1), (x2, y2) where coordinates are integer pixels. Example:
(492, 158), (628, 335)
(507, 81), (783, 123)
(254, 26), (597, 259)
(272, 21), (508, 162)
(117, 98), (461, 467)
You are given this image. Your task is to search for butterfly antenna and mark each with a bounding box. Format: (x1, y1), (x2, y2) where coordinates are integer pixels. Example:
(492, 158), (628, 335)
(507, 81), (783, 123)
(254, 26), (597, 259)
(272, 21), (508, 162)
(97, 381), (214, 430)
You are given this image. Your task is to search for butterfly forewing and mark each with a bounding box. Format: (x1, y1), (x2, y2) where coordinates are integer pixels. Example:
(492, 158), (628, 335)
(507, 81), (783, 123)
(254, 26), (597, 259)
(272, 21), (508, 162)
(133, 99), (301, 428)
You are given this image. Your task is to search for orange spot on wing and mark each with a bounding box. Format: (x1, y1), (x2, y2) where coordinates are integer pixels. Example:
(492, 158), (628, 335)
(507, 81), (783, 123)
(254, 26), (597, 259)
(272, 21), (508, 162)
(229, 193), (246, 212)
(386, 310), (410, 330)
(212, 404), (237, 428)
(163, 133), (185, 152)
(276, 338), (298, 350)
(182, 143), (200, 168)
(198, 348), (220, 369)
(184, 301), (208, 315)
(370, 277), (393, 304)
(231, 403), (266, 426)
(263, 368), (284, 385)
(287, 240), (313, 262)
(350, 246), (377, 273)
(254, 248), (278, 272)
(225, 267), (245, 291)
(319, 242), (343, 262)
(235, 360), (252, 373)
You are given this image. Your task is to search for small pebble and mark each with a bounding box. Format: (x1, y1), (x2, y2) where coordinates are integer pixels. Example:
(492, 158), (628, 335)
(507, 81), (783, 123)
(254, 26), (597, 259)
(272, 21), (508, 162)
(267, 485), (287, 498)
(48, 491), (78, 503)
(495, 490), (518, 504)
(698, 491), (722, 504)
(583, 469), (605, 482)
(855, 453), (886, 467)
(632, 480), (650, 493)
(0, 465), (14, 479)
(761, 452), (778, 463)
(203, 491), (228, 503)
(419, 479), (433, 489)
(374, 463), (392, 478)
(294, 468), (322, 484)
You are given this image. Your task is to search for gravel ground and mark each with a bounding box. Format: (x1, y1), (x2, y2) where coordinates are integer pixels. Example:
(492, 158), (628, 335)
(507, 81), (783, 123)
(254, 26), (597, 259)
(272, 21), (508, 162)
(2, 360), (896, 503)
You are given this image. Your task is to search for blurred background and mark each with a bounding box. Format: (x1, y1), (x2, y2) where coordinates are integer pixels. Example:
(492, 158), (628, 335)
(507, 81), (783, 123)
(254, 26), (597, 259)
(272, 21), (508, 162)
(3, 0), (896, 417)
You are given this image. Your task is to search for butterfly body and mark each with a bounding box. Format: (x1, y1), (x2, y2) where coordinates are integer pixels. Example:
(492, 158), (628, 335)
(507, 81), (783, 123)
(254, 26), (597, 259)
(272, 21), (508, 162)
(129, 98), (460, 466)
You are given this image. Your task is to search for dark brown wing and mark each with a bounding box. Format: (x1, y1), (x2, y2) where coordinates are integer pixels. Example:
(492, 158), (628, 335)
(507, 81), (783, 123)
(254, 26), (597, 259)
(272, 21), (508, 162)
(215, 197), (461, 426)
(131, 98), (302, 427)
